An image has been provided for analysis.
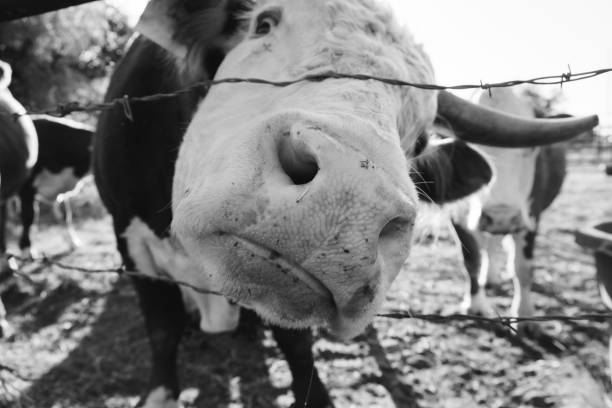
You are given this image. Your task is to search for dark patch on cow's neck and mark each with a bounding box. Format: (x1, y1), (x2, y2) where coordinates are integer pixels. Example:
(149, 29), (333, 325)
(205, 47), (225, 79)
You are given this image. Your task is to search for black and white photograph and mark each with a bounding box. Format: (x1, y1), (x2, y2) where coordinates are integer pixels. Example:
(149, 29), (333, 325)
(0, 1), (611, 407)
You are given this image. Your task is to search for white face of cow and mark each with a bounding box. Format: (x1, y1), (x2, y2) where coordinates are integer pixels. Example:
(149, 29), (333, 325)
(168, 0), (436, 338)
(476, 89), (539, 234)
(478, 146), (538, 233)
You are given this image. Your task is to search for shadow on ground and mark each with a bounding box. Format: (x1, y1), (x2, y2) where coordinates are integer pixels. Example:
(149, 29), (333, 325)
(6, 280), (284, 408)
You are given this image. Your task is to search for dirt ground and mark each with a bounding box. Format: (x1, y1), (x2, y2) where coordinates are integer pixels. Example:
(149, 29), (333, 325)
(1, 159), (612, 408)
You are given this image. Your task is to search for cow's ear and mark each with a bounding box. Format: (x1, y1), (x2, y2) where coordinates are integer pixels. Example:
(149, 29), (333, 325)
(136, 0), (188, 59)
(410, 139), (493, 204)
(136, 0), (253, 79)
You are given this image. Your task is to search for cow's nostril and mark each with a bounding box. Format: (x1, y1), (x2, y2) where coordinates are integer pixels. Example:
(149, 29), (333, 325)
(277, 134), (319, 185)
(510, 213), (523, 227)
(379, 217), (413, 242)
(480, 213), (494, 229)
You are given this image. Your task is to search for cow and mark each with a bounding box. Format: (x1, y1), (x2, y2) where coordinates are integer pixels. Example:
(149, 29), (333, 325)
(451, 88), (575, 336)
(93, 1), (598, 406)
(20, 115), (94, 254)
(0, 62), (93, 338)
(0, 59), (38, 338)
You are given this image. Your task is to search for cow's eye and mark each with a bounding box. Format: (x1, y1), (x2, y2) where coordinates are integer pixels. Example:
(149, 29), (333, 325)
(413, 131), (429, 157)
(254, 9), (281, 36)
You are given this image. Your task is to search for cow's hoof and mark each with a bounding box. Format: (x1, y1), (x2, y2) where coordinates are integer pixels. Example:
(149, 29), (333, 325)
(0, 256), (13, 274)
(68, 236), (82, 250)
(0, 319), (15, 339)
(291, 399), (335, 408)
(20, 247), (39, 261)
(461, 292), (497, 317)
(293, 377), (334, 408)
(137, 387), (179, 408)
(178, 388), (199, 408)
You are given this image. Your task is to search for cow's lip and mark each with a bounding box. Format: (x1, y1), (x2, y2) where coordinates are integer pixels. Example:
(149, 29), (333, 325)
(224, 233), (335, 305)
(209, 232), (378, 339)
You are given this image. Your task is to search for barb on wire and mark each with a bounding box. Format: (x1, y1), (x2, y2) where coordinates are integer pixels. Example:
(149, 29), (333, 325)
(6, 252), (612, 328)
(560, 64), (572, 88)
(121, 94), (133, 122)
(1, 67), (611, 118)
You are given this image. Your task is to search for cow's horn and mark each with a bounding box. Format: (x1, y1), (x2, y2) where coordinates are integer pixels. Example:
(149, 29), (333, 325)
(437, 90), (599, 147)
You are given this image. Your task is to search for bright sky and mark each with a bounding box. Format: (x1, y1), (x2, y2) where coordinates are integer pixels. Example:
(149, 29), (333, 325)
(398, 0), (612, 130)
(109, 0), (612, 131)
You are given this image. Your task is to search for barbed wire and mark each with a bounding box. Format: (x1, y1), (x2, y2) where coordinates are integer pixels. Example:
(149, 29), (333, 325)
(6, 253), (223, 297)
(6, 251), (612, 327)
(2, 66), (612, 119)
(377, 311), (612, 325)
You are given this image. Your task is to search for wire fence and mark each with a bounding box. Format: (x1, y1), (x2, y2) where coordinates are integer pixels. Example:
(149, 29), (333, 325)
(6, 252), (223, 296)
(1, 66), (611, 119)
(2, 66), (612, 335)
(6, 251), (612, 328)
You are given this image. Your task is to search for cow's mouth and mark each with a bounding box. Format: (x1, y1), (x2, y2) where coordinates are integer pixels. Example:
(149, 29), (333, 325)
(224, 233), (335, 305)
(176, 231), (383, 339)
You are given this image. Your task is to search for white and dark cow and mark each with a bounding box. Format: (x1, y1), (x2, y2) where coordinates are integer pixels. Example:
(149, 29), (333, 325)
(93, 1), (598, 406)
(21, 115), (94, 253)
(0, 60), (93, 338)
(451, 88), (576, 335)
(0, 59), (37, 338)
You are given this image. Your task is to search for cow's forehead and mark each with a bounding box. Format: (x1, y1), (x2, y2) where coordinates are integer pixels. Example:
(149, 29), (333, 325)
(237, 0), (436, 143)
(246, 0), (424, 71)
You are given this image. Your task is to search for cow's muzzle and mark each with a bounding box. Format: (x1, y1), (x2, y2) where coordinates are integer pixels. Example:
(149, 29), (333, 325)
(479, 205), (527, 235)
(172, 112), (417, 337)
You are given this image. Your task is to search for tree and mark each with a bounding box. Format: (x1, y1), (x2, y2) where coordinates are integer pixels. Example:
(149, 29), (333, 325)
(0, 3), (132, 118)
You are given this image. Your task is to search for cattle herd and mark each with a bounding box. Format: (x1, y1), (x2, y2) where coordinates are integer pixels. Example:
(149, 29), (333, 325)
(0, 1), (610, 407)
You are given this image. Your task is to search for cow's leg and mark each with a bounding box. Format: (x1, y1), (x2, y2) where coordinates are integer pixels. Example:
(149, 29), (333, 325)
(61, 197), (81, 249)
(482, 234), (507, 287)
(119, 237), (187, 408)
(271, 326), (333, 408)
(0, 201), (13, 339)
(18, 183), (35, 256)
(133, 277), (187, 408)
(0, 201), (6, 257)
(510, 229), (537, 332)
(452, 222), (496, 316)
(0, 293), (10, 338)
(501, 234), (516, 280)
(0, 201), (13, 271)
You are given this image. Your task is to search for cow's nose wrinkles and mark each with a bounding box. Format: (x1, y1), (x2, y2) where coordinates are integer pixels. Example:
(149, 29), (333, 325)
(277, 127), (319, 185)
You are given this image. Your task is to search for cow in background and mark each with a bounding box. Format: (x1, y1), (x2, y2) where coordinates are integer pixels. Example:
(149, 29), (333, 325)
(20, 115), (94, 254)
(0, 59), (38, 337)
(0, 61), (93, 338)
(451, 88), (575, 336)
